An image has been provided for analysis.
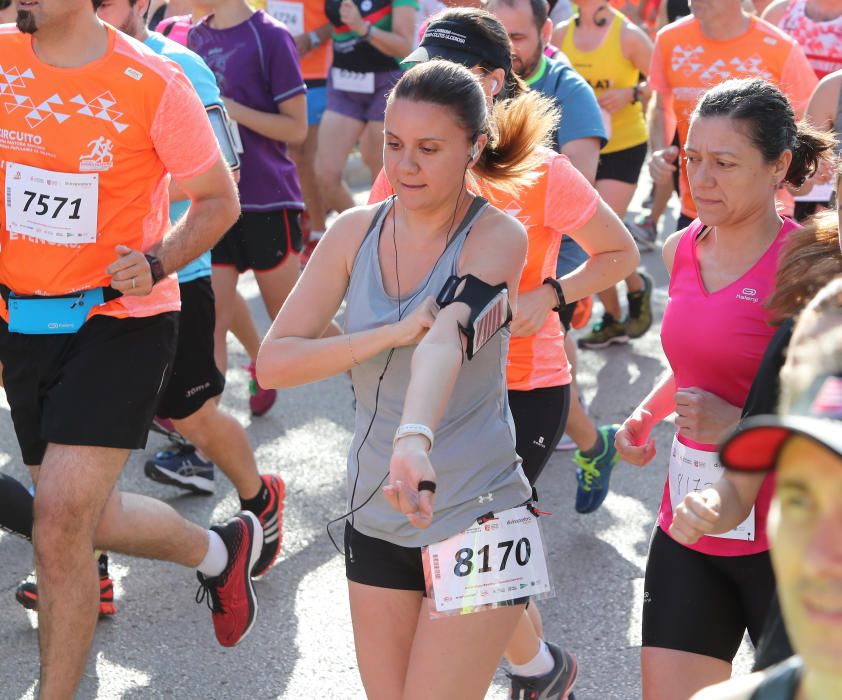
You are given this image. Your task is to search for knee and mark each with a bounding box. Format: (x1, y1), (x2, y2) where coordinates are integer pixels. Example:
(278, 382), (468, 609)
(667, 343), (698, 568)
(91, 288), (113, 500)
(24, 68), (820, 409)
(33, 495), (94, 566)
(172, 400), (217, 440)
(315, 158), (342, 189)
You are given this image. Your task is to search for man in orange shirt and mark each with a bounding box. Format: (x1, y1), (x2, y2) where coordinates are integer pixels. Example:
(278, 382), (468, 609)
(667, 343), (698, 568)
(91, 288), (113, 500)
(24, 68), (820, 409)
(647, 0), (817, 228)
(1, 1), (262, 695)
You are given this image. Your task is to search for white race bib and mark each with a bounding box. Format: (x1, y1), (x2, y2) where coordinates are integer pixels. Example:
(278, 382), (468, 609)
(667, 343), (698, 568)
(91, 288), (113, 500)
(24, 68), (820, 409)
(5, 163), (98, 246)
(668, 436), (755, 541)
(423, 505), (553, 616)
(331, 68), (375, 94)
(266, 0), (305, 35)
(794, 182), (835, 203)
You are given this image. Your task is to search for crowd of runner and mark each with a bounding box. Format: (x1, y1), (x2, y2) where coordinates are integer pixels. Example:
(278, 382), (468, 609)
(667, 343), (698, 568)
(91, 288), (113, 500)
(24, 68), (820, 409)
(0, 0), (840, 697)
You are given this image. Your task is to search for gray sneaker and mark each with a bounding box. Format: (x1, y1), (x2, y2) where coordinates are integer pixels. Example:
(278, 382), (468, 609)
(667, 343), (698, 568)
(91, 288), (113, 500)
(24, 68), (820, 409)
(508, 642), (578, 699)
(625, 213), (658, 251)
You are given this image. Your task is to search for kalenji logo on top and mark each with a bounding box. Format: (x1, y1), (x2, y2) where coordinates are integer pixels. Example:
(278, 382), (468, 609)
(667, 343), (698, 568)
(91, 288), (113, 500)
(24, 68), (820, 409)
(736, 287), (759, 303)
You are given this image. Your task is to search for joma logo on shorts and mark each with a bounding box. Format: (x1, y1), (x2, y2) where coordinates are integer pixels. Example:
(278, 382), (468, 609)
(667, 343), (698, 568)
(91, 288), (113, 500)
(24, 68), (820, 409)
(185, 381), (211, 398)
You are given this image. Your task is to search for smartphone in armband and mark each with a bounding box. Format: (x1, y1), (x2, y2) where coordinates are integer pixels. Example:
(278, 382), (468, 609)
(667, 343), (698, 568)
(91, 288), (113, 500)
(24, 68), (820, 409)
(206, 104), (241, 171)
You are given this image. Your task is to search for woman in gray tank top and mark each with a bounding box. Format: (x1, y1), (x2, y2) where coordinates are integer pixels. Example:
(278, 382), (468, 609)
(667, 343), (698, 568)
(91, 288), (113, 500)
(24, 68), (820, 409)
(257, 60), (563, 697)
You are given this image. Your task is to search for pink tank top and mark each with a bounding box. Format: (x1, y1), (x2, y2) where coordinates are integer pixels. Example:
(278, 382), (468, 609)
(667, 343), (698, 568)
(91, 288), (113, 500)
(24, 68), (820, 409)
(155, 14), (192, 48)
(779, 0), (842, 78)
(658, 217), (798, 556)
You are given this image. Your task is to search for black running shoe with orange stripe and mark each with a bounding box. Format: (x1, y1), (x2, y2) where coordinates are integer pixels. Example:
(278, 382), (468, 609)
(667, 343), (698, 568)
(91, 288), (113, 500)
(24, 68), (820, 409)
(251, 474), (285, 579)
(196, 511), (263, 647)
(15, 553), (116, 617)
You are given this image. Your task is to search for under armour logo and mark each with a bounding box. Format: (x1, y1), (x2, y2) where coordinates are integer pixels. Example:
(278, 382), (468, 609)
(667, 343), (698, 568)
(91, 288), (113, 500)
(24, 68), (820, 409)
(478, 493), (494, 504)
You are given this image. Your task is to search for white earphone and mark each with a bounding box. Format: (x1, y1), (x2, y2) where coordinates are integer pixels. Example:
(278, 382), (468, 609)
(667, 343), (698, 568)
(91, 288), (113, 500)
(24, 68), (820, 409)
(491, 79), (499, 92)
(469, 142), (479, 162)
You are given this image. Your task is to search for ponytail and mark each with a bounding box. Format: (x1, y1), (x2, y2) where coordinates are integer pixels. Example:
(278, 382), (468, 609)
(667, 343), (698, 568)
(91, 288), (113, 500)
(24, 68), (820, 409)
(474, 91), (559, 194)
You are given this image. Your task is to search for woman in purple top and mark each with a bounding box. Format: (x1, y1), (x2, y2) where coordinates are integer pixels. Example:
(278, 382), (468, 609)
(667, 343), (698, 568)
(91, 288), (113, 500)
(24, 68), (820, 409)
(189, 0), (308, 381)
(315, 0), (418, 217)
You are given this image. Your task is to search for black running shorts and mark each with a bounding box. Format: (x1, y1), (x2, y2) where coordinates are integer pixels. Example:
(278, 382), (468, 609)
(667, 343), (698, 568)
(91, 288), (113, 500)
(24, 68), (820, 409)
(211, 209), (303, 272)
(642, 526), (775, 662)
(345, 522), (427, 592)
(156, 277), (225, 420)
(0, 313), (178, 466)
(508, 384), (571, 486)
(596, 142), (648, 185)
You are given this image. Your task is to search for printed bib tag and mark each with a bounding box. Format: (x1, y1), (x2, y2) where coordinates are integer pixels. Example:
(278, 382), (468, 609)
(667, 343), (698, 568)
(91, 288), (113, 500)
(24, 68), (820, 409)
(668, 436), (755, 541)
(5, 163), (98, 246)
(7, 288), (105, 335)
(331, 68), (375, 94)
(266, 0), (304, 36)
(422, 505), (554, 618)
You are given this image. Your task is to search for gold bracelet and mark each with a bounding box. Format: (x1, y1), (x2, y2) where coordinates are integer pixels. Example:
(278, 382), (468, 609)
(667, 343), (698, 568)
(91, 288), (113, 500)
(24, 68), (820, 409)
(348, 334), (360, 367)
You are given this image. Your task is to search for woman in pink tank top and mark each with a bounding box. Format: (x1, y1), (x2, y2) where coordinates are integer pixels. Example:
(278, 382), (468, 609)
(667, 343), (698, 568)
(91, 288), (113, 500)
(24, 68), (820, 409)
(615, 78), (836, 700)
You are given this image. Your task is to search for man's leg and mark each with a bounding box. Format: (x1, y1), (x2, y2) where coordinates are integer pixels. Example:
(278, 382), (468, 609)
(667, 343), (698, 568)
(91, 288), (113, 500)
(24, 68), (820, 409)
(32, 445), (137, 698)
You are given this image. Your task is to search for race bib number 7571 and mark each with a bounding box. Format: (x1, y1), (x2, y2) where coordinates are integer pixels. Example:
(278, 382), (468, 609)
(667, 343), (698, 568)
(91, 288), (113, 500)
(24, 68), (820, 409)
(422, 505), (554, 617)
(5, 163), (98, 245)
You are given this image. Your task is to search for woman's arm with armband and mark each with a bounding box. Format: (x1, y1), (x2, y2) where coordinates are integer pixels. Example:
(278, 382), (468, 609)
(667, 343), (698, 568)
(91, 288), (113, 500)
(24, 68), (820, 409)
(384, 209), (527, 528)
(256, 207), (438, 388)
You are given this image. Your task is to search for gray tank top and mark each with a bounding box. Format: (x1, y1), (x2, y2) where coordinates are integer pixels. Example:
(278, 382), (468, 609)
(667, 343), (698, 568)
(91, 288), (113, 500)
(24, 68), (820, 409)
(343, 196), (531, 548)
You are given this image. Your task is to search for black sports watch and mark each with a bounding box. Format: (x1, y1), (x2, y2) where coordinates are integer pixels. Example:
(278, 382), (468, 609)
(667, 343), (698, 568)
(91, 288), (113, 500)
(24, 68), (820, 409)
(542, 276), (566, 312)
(145, 254), (166, 286)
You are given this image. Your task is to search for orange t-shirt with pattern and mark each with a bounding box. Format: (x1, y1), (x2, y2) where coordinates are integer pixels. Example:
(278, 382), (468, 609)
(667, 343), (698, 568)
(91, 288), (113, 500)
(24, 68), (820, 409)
(648, 16), (817, 219)
(0, 26), (221, 321)
(368, 148), (599, 391)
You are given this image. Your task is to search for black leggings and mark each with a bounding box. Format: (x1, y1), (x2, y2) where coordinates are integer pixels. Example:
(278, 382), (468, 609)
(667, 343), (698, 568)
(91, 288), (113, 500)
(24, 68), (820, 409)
(508, 385), (571, 486)
(0, 472), (33, 540)
(642, 526), (775, 662)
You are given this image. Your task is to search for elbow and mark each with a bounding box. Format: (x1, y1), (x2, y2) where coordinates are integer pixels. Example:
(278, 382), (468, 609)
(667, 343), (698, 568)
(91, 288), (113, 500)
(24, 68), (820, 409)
(255, 341), (289, 390)
(285, 118), (308, 145)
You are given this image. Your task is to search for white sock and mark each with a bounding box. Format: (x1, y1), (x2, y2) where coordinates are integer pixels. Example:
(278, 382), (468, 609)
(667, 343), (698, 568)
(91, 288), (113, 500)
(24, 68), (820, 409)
(197, 530), (228, 578)
(509, 640), (555, 678)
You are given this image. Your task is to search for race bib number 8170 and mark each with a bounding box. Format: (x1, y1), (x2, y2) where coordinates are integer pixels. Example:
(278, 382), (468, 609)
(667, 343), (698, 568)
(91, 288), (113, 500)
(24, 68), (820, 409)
(422, 505), (553, 617)
(5, 163), (98, 245)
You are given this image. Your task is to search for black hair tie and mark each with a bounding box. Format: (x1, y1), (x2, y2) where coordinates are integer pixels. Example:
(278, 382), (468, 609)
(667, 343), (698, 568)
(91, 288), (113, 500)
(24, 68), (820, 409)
(418, 480), (437, 494)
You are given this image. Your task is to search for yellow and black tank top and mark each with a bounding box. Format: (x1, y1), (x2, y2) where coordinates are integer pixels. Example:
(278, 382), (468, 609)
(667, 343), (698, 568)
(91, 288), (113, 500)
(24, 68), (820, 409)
(561, 8), (647, 154)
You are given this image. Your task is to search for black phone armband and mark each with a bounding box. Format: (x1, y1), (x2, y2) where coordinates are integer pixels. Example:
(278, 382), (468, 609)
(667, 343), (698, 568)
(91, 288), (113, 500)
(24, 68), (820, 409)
(436, 274), (512, 360)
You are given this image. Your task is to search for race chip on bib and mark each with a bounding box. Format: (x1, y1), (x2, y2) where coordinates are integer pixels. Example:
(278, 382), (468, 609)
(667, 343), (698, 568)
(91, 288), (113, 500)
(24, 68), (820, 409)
(331, 68), (375, 94)
(266, 0), (304, 35)
(5, 163), (98, 246)
(422, 505), (554, 618)
(669, 436), (756, 541)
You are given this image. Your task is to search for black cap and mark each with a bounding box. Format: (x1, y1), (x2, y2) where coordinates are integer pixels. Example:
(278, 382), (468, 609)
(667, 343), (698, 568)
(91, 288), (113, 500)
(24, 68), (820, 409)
(402, 17), (512, 75)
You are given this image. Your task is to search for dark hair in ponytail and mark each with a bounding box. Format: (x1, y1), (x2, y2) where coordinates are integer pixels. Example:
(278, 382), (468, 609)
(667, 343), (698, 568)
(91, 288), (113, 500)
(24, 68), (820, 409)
(692, 78), (836, 187)
(389, 61), (557, 195)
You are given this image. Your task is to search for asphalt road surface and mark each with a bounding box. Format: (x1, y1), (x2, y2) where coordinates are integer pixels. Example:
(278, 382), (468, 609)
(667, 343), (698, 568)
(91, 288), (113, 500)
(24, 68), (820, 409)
(0, 185), (754, 699)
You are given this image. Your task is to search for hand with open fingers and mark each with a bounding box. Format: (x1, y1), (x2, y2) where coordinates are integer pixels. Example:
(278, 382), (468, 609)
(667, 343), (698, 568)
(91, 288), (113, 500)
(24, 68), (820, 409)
(669, 490), (721, 546)
(511, 285), (556, 337)
(597, 87), (633, 114)
(393, 296), (439, 347)
(615, 411), (656, 466)
(674, 386), (741, 445)
(339, 0), (365, 34)
(106, 245), (154, 296)
(383, 439), (436, 529)
(649, 146), (679, 186)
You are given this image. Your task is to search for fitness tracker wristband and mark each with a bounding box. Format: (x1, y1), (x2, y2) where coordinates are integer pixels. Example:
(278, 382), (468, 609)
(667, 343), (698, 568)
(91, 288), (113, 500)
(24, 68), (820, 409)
(360, 22), (372, 40)
(308, 30), (322, 50)
(542, 277), (566, 312)
(632, 85), (640, 104)
(393, 423), (434, 452)
(145, 254), (166, 286)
